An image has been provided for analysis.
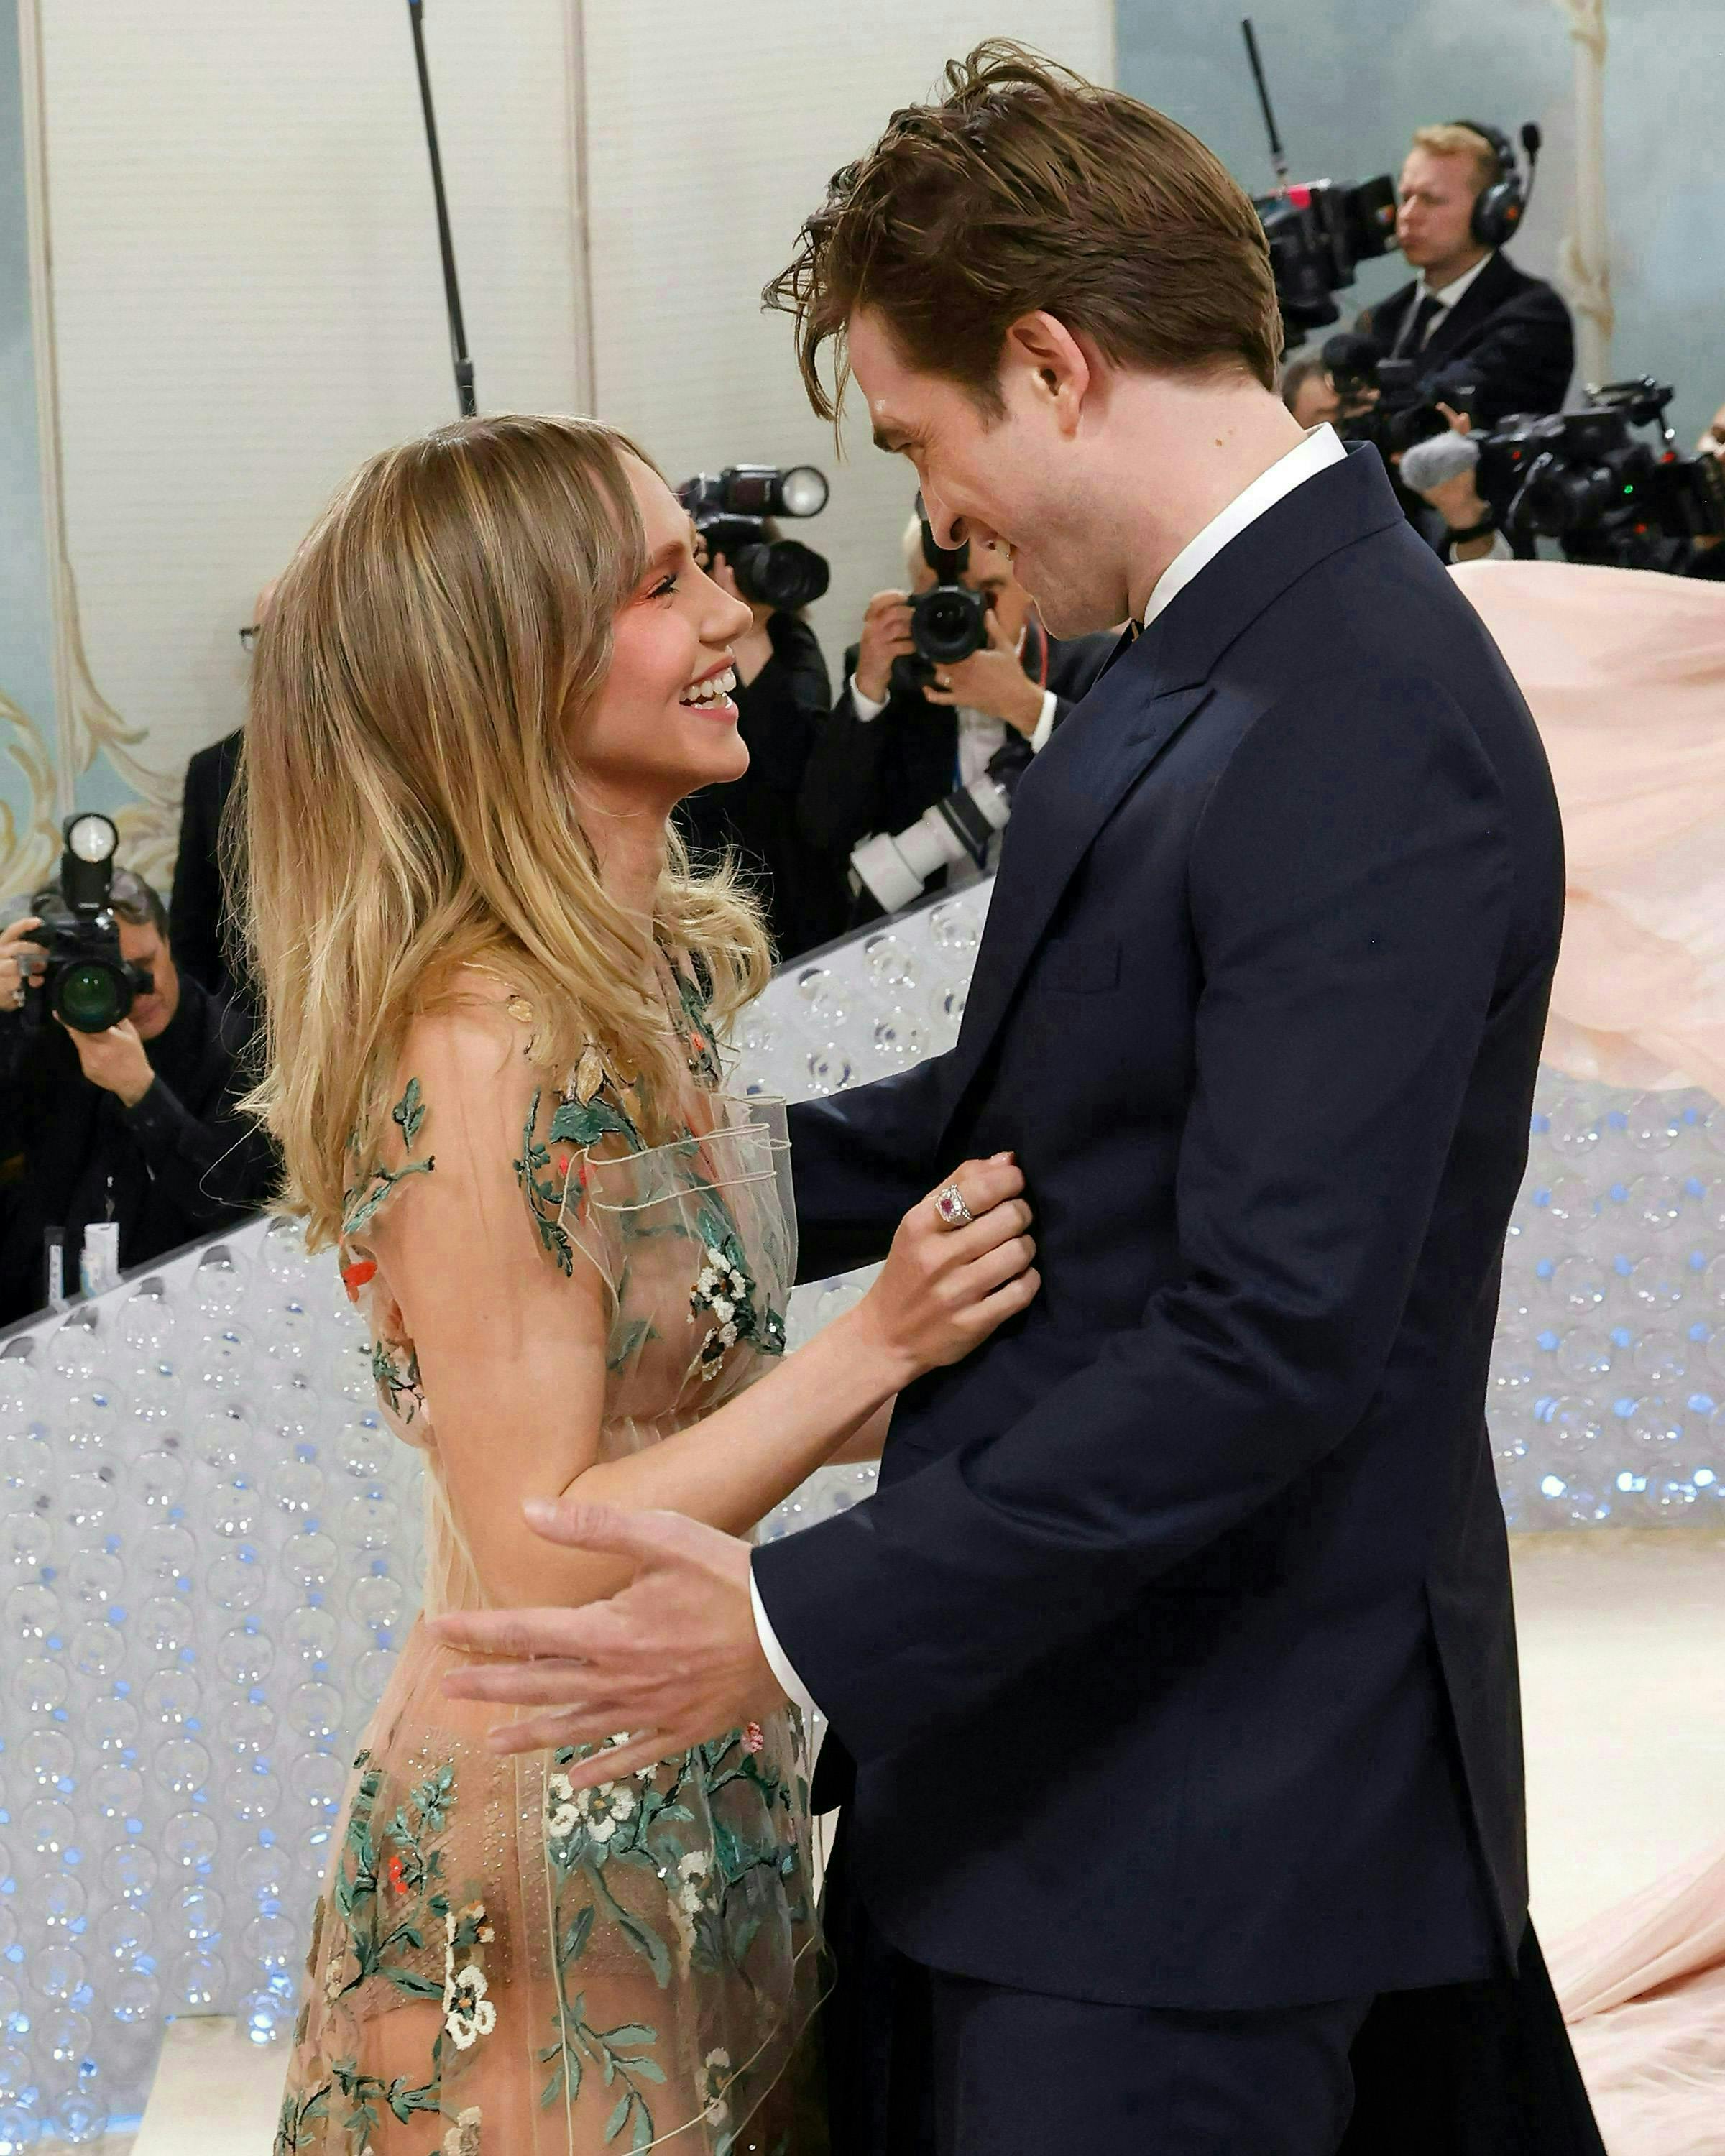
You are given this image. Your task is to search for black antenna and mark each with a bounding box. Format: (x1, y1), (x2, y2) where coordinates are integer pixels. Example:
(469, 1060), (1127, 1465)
(1241, 19), (1291, 191)
(407, 0), (476, 416)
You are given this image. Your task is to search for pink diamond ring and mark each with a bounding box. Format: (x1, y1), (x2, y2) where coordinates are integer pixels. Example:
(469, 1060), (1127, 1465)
(934, 1183), (975, 1230)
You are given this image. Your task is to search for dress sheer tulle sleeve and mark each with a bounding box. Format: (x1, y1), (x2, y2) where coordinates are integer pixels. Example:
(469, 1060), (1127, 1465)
(514, 1082), (797, 1449)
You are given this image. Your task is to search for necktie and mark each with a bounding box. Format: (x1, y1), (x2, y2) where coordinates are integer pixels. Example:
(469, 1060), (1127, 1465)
(1395, 292), (1444, 356)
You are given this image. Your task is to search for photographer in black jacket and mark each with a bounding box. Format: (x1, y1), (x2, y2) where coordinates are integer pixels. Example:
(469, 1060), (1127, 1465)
(0, 867), (275, 1326)
(676, 543), (847, 960)
(1358, 122), (1573, 428)
(799, 516), (1116, 925)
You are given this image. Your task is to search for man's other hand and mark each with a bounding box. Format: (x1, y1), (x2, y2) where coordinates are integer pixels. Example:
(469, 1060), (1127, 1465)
(855, 590), (916, 703)
(432, 1502), (788, 1778)
(59, 1015), (155, 1107)
(925, 609), (1044, 735)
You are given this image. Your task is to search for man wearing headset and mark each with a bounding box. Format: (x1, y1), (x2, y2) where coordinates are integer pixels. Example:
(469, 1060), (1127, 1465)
(1360, 121), (1573, 429)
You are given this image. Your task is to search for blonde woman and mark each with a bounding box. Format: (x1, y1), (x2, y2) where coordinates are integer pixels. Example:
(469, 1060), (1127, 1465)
(244, 414), (1039, 2156)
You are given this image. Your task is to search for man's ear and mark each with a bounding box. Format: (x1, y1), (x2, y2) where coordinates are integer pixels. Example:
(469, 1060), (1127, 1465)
(1001, 313), (1092, 434)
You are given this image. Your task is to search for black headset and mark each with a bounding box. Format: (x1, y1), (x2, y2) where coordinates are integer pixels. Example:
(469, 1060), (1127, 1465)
(1449, 120), (1540, 249)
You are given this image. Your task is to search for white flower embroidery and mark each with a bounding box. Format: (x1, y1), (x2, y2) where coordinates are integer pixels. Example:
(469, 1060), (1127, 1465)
(443, 1908), (497, 2050)
(676, 1847), (712, 1915)
(574, 1778), (637, 1843)
(545, 1771), (579, 1840)
(702, 2047), (733, 2128)
(442, 2107), (482, 2156)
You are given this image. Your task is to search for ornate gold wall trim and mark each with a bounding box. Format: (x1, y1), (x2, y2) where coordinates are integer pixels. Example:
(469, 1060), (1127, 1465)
(17, 0), (181, 891)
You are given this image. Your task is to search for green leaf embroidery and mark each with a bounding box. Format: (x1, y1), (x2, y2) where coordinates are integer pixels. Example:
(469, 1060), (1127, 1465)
(549, 1092), (642, 1152)
(392, 1077), (426, 1153)
(341, 1155), (435, 1239)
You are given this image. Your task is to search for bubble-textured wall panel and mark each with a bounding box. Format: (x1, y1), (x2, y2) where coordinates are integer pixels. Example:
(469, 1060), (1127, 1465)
(0, 871), (1719, 2139)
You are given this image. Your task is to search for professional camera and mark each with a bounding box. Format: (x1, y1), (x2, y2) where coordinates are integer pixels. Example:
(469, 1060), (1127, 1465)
(22, 814), (155, 1035)
(1255, 180), (1399, 341)
(678, 464), (832, 611)
(1474, 379), (1725, 569)
(1320, 332), (1474, 457)
(891, 507), (992, 696)
(1240, 19), (1397, 340)
(850, 739), (1029, 916)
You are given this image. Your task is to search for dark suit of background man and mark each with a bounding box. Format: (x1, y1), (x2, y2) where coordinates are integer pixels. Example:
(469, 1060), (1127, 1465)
(170, 724), (247, 1012)
(1359, 121), (1574, 428)
(447, 52), (1606, 2156)
(799, 523), (1115, 926)
(171, 584), (275, 1018)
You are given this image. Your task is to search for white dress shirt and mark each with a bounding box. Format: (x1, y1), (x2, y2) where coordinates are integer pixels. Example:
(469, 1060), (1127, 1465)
(847, 640), (1060, 768)
(1398, 249), (1495, 351)
(749, 420), (1351, 1731)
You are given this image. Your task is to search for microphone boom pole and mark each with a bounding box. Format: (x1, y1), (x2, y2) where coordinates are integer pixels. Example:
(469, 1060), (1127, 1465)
(406, 0), (477, 416)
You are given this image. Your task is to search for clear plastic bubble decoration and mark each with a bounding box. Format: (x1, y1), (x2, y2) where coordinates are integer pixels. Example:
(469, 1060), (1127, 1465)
(1, 870), (1716, 2132)
(0, 1216), (426, 2134)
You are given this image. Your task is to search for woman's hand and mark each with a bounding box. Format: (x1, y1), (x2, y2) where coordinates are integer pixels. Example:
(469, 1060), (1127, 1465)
(849, 1153), (1039, 1386)
(0, 916), (45, 1015)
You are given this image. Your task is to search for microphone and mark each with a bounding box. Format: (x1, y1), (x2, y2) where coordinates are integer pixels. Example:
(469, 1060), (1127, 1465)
(1520, 121), (1541, 216)
(1399, 430), (1481, 494)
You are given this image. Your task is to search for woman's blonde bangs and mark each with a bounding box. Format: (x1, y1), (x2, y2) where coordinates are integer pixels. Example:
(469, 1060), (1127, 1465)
(239, 413), (773, 1249)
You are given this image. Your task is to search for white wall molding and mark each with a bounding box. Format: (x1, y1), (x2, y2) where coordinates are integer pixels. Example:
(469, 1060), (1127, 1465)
(1552, 0), (1614, 390)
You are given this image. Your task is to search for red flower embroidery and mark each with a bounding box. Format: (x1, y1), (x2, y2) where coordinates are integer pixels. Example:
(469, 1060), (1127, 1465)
(742, 1722), (765, 1755)
(385, 1852), (407, 1894)
(341, 1258), (377, 1301)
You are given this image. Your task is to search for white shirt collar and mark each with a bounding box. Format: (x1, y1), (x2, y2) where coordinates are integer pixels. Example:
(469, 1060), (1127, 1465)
(1142, 423), (1347, 630)
(1417, 248), (1494, 313)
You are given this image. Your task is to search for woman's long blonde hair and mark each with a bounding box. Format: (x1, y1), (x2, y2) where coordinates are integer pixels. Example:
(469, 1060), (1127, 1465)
(241, 413), (772, 1250)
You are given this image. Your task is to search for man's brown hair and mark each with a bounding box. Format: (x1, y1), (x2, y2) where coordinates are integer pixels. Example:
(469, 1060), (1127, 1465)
(765, 41), (1282, 424)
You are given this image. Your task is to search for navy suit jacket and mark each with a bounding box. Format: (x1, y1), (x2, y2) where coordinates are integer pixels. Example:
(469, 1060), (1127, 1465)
(754, 445), (1565, 2012)
(1361, 250), (1573, 428)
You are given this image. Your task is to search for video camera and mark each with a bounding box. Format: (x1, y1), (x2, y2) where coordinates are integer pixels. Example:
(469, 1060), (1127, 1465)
(678, 464), (832, 612)
(1255, 181), (1399, 341)
(891, 505), (993, 697)
(23, 814), (155, 1035)
(1320, 331), (1469, 456)
(1476, 379), (1725, 570)
(1241, 19), (1398, 341)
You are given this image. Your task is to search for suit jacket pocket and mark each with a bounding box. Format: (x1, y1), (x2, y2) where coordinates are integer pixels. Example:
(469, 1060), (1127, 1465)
(1036, 934), (1122, 995)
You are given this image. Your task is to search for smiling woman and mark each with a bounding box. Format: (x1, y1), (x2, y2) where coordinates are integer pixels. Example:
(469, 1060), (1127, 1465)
(235, 413), (1040, 2154)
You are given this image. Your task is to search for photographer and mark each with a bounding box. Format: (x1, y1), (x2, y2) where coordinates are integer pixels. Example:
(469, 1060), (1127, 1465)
(799, 517), (1115, 923)
(674, 540), (846, 959)
(0, 868), (276, 1327)
(1357, 122), (1573, 428)
(1690, 397), (1725, 579)
(1280, 349), (1341, 430)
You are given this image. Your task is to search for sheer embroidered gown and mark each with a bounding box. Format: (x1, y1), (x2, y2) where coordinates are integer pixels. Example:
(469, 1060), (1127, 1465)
(275, 975), (827, 2155)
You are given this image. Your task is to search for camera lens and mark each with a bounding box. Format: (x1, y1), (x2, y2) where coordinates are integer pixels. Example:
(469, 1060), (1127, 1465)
(913, 587), (988, 665)
(778, 467), (829, 518)
(56, 961), (126, 1033)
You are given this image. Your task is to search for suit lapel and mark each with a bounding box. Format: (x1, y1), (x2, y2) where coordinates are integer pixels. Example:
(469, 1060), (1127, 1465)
(1422, 253), (1514, 364)
(929, 445), (1405, 1144)
(936, 659), (1212, 1138)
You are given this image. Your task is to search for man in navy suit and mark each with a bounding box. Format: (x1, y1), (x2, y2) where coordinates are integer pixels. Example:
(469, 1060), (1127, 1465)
(437, 46), (1604, 2155)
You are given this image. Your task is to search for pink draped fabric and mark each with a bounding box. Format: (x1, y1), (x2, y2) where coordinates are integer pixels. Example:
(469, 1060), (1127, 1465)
(1454, 559), (1725, 2152)
(1451, 559), (1725, 1100)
